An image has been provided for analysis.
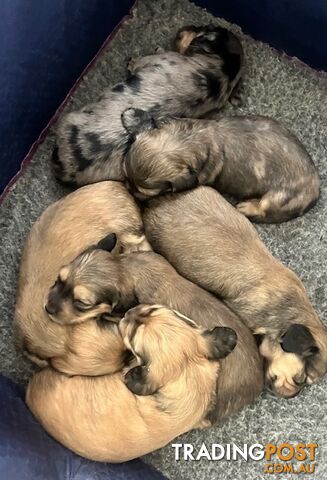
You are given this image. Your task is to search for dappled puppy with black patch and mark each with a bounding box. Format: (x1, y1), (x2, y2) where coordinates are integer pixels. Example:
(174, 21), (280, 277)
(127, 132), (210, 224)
(53, 24), (244, 186)
(123, 111), (319, 223)
(174, 24), (244, 105)
(26, 305), (237, 462)
(45, 242), (263, 420)
(14, 181), (151, 375)
(144, 187), (327, 397)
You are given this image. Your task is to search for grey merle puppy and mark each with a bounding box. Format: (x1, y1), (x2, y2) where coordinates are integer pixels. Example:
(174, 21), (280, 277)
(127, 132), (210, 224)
(53, 25), (244, 186)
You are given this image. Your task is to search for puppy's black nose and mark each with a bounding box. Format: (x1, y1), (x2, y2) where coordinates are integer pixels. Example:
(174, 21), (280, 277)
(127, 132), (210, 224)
(45, 303), (56, 315)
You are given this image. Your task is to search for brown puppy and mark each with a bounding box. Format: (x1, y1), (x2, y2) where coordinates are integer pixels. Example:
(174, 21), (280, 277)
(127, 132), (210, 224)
(14, 181), (151, 375)
(45, 247), (263, 420)
(122, 112), (319, 223)
(143, 187), (327, 397)
(26, 305), (237, 462)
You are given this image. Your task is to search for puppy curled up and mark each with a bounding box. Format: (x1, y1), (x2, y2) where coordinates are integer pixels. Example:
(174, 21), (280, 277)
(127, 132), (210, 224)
(14, 181), (151, 375)
(123, 111), (320, 223)
(143, 187), (327, 398)
(53, 24), (244, 186)
(46, 240), (263, 421)
(26, 305), (237, 462)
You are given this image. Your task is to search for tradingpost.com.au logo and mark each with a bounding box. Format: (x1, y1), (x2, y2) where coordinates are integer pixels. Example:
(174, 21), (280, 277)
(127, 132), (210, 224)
(172, 442), (318, 475)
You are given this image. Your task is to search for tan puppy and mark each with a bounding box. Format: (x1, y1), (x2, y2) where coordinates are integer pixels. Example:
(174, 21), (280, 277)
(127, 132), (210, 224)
(143, 187), (327, 398)
(44, 248), (263, 421)
(14, 181), (151, 375)
(26, 305), (237, 462)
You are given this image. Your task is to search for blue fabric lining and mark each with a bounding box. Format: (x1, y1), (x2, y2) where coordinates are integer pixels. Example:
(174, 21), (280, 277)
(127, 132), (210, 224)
(195, 0), (327, 71)
(0, 0), (135, 194)
(0, 375), (165, 480)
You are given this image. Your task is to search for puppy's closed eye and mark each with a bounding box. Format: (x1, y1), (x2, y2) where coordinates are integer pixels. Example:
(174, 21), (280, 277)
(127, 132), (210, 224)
(73, 300), (93, 311)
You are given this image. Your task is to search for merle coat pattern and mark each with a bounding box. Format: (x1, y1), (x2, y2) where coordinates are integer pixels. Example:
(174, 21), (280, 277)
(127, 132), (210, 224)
(53, 25), (244, 186)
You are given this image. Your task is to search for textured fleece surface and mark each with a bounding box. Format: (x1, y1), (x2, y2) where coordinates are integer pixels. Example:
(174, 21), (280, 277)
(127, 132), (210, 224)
(0, 0), (326, 479)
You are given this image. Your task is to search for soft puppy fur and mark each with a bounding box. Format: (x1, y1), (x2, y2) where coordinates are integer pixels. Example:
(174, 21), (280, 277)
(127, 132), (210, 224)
(45, 247), (263, 421)
(123, 112), (319, 223)
(53, 24), (244, 186)
(143, 187), (327, 397)
(14, 181), (151, 375)
(26, 305), (237, 462)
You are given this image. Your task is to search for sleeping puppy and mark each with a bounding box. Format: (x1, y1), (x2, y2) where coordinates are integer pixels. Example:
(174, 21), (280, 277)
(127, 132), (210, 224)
(26, 305), (237, 462)
(45, 243), (263, 421)
(53, 24), (244, 186)
(122, 111), (320, 223)
(143, 187), (327, 398)
(14, 181), (151, 375)
(174, 24), (244, 105)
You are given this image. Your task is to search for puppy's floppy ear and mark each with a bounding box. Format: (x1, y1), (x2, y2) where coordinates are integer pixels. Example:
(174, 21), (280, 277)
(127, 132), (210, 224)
(281, 324), (319, 357)
(121, 108), (157, 137)
(170, 169), (199, 193)
(97, 233), (117, 252)
(203, 327), (237, 360)
(124, 365), (157, 395)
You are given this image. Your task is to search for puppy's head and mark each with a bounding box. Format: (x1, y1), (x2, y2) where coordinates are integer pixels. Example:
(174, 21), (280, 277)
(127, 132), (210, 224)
(260, 323), (327, 398)
(45, 233), (136, 325)
(119, 304), (237, 395)
(175, 24), (242, 62)
(174, 25), (205, 54)
(122, 108), (200, 200)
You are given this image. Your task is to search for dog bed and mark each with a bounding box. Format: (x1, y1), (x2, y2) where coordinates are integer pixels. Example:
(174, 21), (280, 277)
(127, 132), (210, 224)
(0, 0), (326, 479)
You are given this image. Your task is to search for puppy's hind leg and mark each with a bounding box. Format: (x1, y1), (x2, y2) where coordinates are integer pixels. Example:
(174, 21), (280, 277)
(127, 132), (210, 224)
(236, 186), (319, 223)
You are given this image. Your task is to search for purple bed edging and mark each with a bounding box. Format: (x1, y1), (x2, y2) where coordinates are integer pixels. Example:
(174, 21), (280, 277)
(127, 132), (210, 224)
(0, 0), (138, 205)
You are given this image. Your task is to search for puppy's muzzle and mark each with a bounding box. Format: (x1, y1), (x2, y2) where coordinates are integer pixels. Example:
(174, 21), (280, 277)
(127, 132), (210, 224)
(266, 374), (303, 398)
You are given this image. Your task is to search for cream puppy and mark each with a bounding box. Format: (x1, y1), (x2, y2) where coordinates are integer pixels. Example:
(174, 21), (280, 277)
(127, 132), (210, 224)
(144, 187), (327, 397)
(14, 181), (150, 375)
(26, 305), (237, 462)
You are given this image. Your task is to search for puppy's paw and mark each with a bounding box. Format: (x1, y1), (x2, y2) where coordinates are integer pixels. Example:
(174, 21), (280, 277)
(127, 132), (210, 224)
(154, 46), (165, 54)
(229, 93), (244, 107)
(127, 56), (139, 73)
(194, 418), (212, 430)
(229, 78), (245, 107)
(236, 199), (262, 217)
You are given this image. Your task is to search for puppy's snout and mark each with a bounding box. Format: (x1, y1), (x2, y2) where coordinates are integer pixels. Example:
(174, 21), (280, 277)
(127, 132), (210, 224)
(268, 379), (301, 399)
(44, 299), (58, 316)
(124, 179), (147, 200)
(266, 371), (303, 398)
